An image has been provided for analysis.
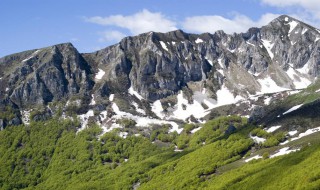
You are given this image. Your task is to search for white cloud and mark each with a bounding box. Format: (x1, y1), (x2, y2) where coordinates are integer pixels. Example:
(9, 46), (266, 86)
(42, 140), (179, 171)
(98, 30), (126, 42)
(182, 13), (280, 34)
(261, 0), (320, 26)
(85, 9), (177, 35)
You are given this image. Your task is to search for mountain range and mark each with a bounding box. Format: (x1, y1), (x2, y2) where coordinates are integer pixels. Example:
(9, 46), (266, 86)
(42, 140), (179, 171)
(1, 15), (320, 189)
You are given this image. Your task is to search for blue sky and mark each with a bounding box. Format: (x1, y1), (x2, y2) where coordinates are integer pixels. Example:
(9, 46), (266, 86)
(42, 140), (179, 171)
(1, 0), (320, 57)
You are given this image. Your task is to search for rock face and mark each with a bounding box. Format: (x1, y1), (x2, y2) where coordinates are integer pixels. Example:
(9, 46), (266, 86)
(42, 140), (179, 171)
(1, 15), (320, 125)
(0, 43), (94, 109)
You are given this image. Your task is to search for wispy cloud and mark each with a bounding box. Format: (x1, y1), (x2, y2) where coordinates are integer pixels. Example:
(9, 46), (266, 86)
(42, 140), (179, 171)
(182, 13), (279, 34)
(85, 9), (177, 35)
(98, 30), (126, 42)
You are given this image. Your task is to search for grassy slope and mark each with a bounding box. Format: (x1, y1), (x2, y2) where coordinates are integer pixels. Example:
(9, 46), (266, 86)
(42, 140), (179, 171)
(0, 115), (320, 189)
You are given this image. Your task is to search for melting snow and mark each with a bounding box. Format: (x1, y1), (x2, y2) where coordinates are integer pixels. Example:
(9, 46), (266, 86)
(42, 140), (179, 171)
(261, 39), (274, 59)
(285, 17), (289, 22)
(218, 58), (224, 68)
(22, 50), (40, 63)
(288, 20), (298, 34)
(246, 41), (255, 47)
(250, 135), (266, 143)
(174, 146), (183, 152)
(290, 127), (320, 141)
(286, 67), (311, 89)
(288, 130), (298, 136)
(95, 69), (105, 80)
(109, 94), (114, 101)
(266, 125), (281, 133)
(245, 155), (262, 162)
(270, 147), (300, 158)
(154, 87), (243, 121)
(227, 48), (236, 53)
(257, 76), (289, 94)
(78, 110), (95, 130)
(281, 127), (320, 145)
(264, 96), (272, 105)
(195, 38), (203, 43)
(131, 102), (146, 115)
(160, 41), (169, 51)
(89, 94), (96, 105)
(283, 104), (303, 115)
(151, 100), (165, 119)
(112, 103), (182, 133)
(302, 28), (308, 35)
(128, 86), (144, 100)
(191, 127), (202, 134)
(119, 132), (128, 138)
(296, 63), (309, 75)
(205, 57), (213, 66)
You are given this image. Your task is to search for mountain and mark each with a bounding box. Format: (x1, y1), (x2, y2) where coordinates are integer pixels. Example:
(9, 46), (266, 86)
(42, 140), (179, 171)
(1, 15), (320, 130)
(2, 15), (320, 189)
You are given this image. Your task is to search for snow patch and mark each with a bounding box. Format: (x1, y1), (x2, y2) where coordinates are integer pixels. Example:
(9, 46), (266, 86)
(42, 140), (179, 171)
(119, 132), (128, 139)
(128, 86), (144, 100)
(174, 146), (183, 152)
(195, 38), (203, 43)
(78, 110), (95, 130)
(265, 125), (281, 133)
(205, 57), (213, 66)
(109, 94), (114, 101)
(264, 96), (272, 105)
(286, 67), (311, 89)
(151, 100), (165, 119)
(22, 50), (40, 63)
(250, 135), (266, 143)
(191, 127), (202, 134)
(95, 69), (105, 80)
(288, 20), (298, 34)
(132, 102), (146, 115)
(296, 63), (309, 75)
(257, 76), (289, 94)
(245, 155), (262, 162)
(283, 104), (303, 115)
(270, 147), (300, 158)
(288, 130), (298, 136)
(246, 41), (255, 47)
(218, 58), (224, 68)
(302, 28), (308, 35)
(291, 127), (320, 141)
(160, 41), (169, 51)
(89, 94), (96, 105)
(261, 39), (274, 59)
(112, 103), (182, 133)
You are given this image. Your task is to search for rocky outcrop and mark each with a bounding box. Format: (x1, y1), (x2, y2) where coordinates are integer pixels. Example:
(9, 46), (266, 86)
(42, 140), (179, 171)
(0, 43), (94, 109)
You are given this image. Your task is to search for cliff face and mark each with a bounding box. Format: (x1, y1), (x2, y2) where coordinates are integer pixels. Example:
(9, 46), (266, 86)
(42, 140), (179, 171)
(0, 43), (93, 109)
(1, 15), (320, 128)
